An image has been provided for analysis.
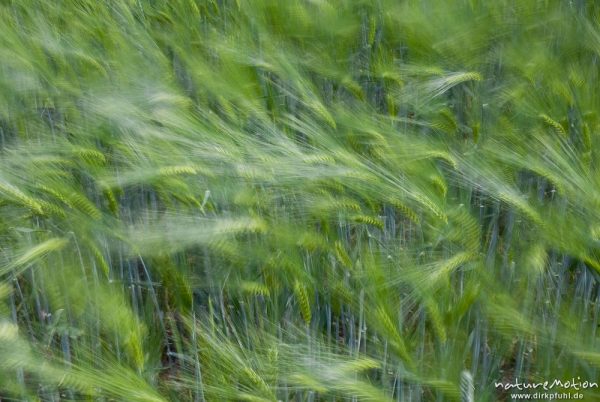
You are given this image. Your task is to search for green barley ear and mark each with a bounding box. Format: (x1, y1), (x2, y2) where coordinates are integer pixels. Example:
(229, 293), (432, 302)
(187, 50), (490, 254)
(102, 187), (119, 216)
(2, 0), (600, 400)
(540, 113), (568, 137)
(374, 305), (413, 368)
(0, 181), (44, 215)
(424, 297), (447, 343)
(351, 214), (384, 229)
(240, 281), (271, 297)
(2, 237), (68, 277)
(294, 280), (311, 326)
(334, 240), (353, 269)
(69, 192), (102, 220)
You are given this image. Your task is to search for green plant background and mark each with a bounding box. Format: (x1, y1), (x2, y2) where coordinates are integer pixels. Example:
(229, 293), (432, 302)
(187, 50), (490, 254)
(1, 0), (599, 401)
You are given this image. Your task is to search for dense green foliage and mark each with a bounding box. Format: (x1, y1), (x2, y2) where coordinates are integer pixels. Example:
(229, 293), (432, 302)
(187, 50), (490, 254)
(1, 0), (600, 400)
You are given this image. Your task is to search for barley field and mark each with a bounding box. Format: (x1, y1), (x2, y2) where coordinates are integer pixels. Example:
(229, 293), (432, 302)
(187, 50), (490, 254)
(1, 1), (600, 401)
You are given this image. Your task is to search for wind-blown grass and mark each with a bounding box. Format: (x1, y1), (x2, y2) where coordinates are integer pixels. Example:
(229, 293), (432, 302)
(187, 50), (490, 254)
(1, 0), (600, 401)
